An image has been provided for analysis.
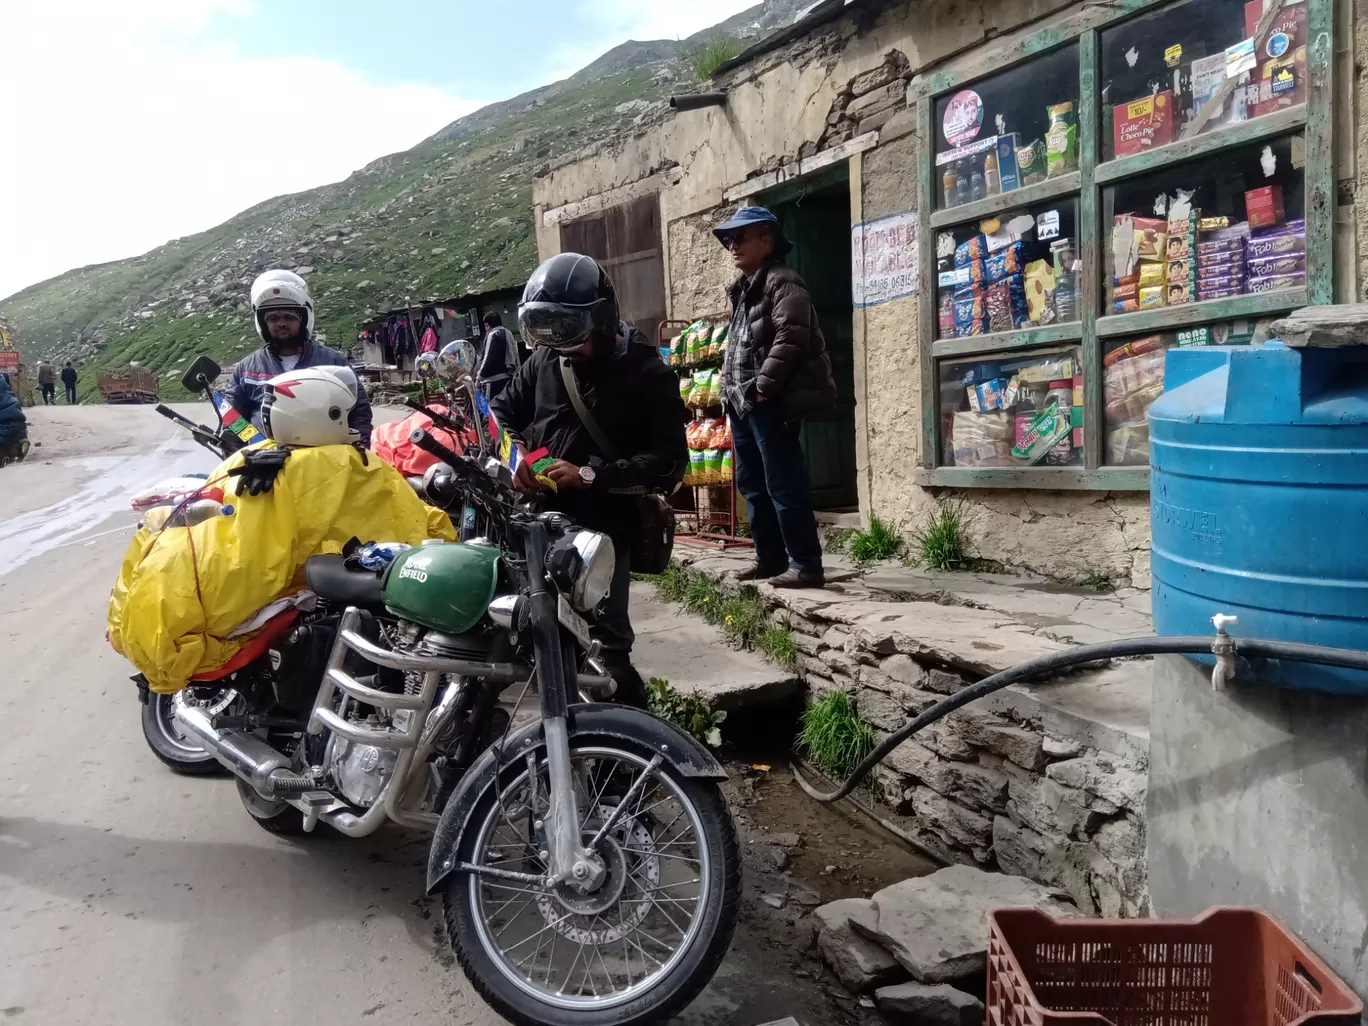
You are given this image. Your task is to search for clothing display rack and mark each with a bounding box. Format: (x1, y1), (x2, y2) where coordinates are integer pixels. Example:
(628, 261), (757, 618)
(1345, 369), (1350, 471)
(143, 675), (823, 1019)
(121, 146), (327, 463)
(658, 317), (752, 550)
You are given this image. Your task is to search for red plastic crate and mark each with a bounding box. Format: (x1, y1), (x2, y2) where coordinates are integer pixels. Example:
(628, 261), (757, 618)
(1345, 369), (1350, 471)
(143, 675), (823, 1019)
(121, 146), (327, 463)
(987, 908), (1362, 1026)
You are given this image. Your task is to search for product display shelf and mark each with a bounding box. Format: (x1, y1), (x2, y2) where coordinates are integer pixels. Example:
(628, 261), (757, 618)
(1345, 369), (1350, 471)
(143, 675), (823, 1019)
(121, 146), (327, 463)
(658, 318), (753, 551)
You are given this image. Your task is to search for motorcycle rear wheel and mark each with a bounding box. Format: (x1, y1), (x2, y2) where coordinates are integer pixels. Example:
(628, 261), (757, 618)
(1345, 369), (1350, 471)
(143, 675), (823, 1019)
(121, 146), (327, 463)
(141, 692), (225, 776)
(441, 738), (740, 1026)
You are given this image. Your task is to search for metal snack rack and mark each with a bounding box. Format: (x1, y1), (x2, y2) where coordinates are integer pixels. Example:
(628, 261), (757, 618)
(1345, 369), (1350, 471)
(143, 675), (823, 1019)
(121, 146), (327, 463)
(658, 317), (752, 550)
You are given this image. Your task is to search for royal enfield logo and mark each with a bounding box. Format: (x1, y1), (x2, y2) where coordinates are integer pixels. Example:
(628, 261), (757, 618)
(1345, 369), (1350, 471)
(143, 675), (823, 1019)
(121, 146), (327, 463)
(399, 555), (432, 584)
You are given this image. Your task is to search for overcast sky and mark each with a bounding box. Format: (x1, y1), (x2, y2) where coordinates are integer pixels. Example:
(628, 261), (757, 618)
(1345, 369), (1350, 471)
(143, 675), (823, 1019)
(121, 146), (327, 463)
(0, 0), (758, 301)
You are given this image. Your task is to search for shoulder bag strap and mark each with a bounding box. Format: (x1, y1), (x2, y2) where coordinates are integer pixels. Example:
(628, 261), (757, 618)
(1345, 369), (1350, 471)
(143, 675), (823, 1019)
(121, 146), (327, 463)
(559, 357), (619, 460)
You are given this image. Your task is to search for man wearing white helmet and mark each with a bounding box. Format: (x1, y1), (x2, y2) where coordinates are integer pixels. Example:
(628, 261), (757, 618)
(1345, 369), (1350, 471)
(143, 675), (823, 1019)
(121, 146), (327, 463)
(226, 269), (373, 446)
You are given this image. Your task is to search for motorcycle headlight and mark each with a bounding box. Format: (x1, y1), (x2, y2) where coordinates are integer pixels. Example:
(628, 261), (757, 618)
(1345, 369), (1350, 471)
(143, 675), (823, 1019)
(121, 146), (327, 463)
(569, 530), (616, 612)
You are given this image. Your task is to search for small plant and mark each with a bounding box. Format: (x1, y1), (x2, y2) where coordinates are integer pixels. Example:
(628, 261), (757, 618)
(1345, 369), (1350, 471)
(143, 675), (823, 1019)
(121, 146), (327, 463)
(647, 677), (727, 747)
(682, 570), (723, 620)
(848, 515), (904, 567)
(911, 500), (972, 572)
(1082, 570), (1113, 592)
(757, 622), (798, 669)
(686, 35), (742, 82)
(798, 691), (878, 778)
(650, 562), (691, 604)
(823, 527), (856, 554)
(720, 589), (768, 649)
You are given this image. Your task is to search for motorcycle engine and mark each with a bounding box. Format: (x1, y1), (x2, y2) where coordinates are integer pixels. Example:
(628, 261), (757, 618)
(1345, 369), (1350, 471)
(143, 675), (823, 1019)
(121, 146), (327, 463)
(330, 733), (399, 808)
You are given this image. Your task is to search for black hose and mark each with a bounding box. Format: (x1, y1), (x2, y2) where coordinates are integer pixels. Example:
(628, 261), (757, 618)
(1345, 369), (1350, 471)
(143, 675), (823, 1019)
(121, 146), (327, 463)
(792, 633), (1368, 804)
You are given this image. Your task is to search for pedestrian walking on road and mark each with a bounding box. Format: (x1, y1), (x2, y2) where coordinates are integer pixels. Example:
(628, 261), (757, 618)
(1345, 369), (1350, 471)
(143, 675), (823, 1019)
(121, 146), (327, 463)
(37, 359), (55, 405)
(61, 362), (78, 404)
(715, 205), (836, 589)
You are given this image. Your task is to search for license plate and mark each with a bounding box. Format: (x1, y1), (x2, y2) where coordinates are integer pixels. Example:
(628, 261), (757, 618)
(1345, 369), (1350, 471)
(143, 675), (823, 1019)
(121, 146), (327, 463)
(557, 594), (593, 650)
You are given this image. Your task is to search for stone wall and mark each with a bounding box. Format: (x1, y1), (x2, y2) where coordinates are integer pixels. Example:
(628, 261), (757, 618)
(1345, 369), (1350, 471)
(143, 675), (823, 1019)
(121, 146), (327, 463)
(785, 599), (1149, 916)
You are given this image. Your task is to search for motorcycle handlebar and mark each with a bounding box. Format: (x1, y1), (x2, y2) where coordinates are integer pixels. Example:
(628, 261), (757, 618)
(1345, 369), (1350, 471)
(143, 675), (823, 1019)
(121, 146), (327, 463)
(409, 427), (465, 468)
(405, 399), (466, 436)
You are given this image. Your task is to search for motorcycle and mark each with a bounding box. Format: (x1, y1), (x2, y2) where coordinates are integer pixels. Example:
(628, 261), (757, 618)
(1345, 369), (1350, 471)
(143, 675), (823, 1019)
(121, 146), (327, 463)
(166, 417), (741, 1025)
(133, 355), (249, 775)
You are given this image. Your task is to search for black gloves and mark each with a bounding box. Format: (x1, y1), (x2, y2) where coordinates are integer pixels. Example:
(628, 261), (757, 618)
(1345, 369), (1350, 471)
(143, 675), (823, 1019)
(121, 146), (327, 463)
(227, 447), (290, 495)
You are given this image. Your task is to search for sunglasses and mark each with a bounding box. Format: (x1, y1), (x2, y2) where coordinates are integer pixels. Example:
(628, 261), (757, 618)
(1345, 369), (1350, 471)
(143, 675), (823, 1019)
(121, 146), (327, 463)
(721, 227), (763, 249)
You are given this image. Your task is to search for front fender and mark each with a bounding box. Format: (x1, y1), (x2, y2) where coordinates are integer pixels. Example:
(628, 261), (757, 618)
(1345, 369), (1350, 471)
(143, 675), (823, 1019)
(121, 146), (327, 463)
(426, 703), (727, 895)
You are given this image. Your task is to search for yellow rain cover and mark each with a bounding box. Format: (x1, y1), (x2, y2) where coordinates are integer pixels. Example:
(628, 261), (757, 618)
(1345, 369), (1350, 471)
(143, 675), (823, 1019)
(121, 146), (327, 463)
(108, 442), (455, 693)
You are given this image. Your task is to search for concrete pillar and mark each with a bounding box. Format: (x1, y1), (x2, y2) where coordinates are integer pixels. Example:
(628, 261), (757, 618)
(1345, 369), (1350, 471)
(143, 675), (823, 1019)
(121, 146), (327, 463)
(1147, 654), (1368, 1000)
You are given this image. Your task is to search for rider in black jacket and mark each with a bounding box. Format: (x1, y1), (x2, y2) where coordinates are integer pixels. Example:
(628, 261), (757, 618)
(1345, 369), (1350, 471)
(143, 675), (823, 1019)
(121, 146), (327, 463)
(491, 253), (686, 706)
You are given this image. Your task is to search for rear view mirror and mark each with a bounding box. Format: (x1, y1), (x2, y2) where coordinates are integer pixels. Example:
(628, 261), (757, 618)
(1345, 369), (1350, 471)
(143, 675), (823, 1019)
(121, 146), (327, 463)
(182, 355), (222, 394)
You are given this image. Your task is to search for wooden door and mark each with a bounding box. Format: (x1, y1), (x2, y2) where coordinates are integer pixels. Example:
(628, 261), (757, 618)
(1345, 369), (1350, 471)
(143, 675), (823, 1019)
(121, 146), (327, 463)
(775, 185), (859, 511)
(559, 195), (666, 345)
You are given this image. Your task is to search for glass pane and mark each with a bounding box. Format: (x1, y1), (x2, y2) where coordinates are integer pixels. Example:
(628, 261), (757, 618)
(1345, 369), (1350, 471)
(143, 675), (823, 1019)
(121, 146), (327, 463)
(1100, 0), (1308, 162)
(1103, 320), (1259, 465)
(938, 346), (1084, 468)
(1104, 134), (1304, 315)
(934, 201), (1080, 340)
(934, 44), (1080, 211)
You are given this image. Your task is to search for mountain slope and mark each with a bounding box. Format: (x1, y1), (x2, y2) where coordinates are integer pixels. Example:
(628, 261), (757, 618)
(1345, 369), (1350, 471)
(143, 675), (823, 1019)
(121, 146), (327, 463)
(2, 0), (812, 400)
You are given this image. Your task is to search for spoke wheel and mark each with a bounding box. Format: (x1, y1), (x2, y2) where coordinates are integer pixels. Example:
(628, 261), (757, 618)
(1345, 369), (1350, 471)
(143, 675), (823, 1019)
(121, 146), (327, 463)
(443, 740), (739, 1026)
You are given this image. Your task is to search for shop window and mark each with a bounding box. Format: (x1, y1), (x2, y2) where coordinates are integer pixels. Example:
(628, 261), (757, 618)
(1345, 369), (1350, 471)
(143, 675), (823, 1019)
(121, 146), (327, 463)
(1100, 0), (1308, 163)
(934, 45), (1079, 212)
(939, 346), (1084, 468)
(1103, 134), (1304, 316)
(934, 202), (1080, 340)
(1103, 320), (1260, 465)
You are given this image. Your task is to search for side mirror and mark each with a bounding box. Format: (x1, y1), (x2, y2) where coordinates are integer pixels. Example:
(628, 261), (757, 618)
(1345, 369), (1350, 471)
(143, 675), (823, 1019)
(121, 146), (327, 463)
(436, 340), (477, 384)
(182, 355), (222, 395)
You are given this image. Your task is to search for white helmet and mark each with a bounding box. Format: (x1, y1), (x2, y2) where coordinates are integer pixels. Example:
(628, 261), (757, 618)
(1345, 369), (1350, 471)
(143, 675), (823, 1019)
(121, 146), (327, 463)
(250, 269), (315, 344)
(261, 366), (359, 447)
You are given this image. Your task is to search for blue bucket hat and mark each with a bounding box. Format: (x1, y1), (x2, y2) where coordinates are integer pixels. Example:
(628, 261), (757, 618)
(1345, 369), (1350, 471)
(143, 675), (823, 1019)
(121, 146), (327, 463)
(712, 205), (792, 257)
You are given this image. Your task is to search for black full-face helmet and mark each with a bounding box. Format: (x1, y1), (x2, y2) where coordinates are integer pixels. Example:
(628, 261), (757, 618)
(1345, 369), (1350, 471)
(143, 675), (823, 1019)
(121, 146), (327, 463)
(517, 253), (619, 351)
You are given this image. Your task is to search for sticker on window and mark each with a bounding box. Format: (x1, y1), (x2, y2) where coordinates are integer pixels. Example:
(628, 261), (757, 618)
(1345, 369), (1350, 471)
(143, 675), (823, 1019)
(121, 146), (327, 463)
(942, 90), (984, 146)
(1266, 32), (1290, 59)
(1036, 210), (1061, 241)
(1225, 38), (1257, 78)
(1164, 44), (1182, 67)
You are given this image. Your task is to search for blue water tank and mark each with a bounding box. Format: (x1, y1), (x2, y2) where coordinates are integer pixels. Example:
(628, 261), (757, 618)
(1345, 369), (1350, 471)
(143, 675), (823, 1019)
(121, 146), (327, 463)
(1149, 342), (1368, 693)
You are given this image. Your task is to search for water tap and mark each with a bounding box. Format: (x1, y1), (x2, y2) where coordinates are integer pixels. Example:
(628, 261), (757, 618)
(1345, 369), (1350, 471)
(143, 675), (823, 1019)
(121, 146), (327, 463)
(1210, 614), (1239, 691)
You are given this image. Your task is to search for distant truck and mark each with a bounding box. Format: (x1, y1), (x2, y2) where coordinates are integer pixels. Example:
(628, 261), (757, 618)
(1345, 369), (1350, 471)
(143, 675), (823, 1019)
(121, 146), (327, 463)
(98, 368), (159, 404)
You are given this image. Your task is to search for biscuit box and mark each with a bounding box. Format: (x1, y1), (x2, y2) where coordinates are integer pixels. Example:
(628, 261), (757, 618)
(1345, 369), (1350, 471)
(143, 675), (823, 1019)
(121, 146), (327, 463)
(1245, 231), (1306, 259)
(1245, 185), (1285, 229)
(1113, 91), (1175, 157)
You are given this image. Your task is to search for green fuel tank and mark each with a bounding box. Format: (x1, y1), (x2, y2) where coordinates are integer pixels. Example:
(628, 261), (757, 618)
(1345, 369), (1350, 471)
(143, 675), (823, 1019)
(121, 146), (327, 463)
(382, 542), (500, 635)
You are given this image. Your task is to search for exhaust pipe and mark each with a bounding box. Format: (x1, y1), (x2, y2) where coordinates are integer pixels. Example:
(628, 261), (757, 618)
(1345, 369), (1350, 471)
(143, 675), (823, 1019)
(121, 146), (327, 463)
(174, 701), (301, 795)
(669, 92), (726, 112)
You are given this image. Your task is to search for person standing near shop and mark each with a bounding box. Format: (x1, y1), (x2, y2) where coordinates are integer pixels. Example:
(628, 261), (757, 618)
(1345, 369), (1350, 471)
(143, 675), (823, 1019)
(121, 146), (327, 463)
(476, 311), (519, 399)
(37, 359), (55, 405)
(61, 361), (79, 404)
(715, 205), (836, 589)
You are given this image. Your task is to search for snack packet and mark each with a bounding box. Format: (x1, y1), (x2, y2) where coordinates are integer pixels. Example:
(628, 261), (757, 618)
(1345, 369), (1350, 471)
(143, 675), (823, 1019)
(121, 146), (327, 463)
(720, 450), (734, 482)
(704, 449), (724, 484)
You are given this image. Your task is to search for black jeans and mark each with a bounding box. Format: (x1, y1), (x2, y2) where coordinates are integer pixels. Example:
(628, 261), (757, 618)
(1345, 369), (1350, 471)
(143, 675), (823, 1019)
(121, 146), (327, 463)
(40, 384), (54, 404)
(589, 532), (647, 708)
(731, 403), (823, 573)
(64, 384), (77, 404)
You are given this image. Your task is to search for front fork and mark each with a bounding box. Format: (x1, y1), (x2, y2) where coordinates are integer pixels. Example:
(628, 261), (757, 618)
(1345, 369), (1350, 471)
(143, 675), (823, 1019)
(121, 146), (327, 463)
(524, 520), (604, 893)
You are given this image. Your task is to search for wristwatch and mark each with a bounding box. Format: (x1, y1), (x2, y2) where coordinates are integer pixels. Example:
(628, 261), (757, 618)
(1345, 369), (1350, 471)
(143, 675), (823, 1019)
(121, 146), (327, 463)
(578, 466), (597, 487)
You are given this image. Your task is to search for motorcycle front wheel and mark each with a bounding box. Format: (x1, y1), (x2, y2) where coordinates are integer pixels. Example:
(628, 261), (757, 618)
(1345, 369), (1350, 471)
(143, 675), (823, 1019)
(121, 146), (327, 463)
(442, 738), (740, 1026)
(141, 690), (230, 776)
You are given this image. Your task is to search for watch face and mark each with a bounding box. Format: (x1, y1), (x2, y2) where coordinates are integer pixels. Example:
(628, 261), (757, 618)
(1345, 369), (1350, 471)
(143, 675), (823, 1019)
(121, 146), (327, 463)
(579, 466), (595, 483)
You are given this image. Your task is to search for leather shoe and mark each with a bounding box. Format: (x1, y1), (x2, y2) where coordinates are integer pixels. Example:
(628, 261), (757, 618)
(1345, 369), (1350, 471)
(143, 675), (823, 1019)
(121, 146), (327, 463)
(768, 567), (825, 588)
(736, 562), (787, 582)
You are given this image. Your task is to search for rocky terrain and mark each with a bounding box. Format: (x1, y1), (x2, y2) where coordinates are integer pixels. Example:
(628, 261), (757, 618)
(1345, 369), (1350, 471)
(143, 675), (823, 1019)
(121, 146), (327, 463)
(3, 0), (812, 401)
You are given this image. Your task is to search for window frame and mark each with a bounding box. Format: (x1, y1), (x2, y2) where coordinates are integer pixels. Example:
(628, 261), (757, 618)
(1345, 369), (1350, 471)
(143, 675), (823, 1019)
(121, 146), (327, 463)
(910, 0), (1333, 491)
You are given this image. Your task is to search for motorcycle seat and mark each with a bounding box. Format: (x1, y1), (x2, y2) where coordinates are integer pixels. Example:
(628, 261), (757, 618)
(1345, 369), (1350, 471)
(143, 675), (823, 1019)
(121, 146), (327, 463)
(304, 554), (385, 609)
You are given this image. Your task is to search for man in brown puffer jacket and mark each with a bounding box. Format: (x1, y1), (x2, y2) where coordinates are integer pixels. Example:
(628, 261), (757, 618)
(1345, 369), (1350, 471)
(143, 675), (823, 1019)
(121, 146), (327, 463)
(715, 205), (837, 588)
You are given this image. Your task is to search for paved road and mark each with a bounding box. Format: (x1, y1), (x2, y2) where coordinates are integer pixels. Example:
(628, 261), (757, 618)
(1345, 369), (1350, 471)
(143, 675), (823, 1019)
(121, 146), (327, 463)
(0, 405), (824, 1026)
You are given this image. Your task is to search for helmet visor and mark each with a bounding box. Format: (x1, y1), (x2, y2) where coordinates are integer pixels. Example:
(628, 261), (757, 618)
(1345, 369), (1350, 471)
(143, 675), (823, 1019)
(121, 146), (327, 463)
(518, 302), (594, 351)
